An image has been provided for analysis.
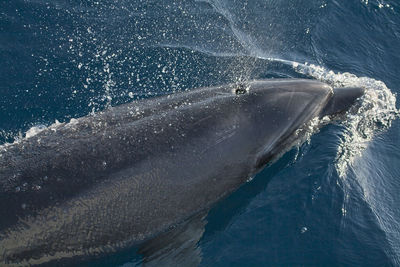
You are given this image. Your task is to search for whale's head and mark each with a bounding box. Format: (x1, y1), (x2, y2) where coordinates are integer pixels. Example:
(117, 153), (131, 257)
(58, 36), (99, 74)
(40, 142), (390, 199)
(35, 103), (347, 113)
(229, 79), (363, 169)
(238, 79), (364, 119)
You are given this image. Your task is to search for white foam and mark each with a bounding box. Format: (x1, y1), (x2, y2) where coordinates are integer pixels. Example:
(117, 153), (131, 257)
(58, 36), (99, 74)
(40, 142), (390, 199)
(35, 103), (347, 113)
(259, 58), (398, 176)
(273, 59), (400, 263)
(24, 125), (47, 139)
(0, 120), (65, 150)
(287, 61), (399, 178)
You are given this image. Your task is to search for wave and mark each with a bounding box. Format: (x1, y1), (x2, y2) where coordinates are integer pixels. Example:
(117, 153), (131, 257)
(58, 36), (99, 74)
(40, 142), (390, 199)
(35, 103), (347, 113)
(285, 59), (400, 264)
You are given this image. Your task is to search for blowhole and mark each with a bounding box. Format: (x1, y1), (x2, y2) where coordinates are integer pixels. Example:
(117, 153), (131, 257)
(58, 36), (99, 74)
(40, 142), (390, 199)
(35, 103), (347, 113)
(235, 84), (247, 95)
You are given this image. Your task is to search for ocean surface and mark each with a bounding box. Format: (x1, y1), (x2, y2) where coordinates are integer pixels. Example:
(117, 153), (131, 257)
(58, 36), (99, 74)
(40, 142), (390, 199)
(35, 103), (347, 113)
(1, 0), (400, 266)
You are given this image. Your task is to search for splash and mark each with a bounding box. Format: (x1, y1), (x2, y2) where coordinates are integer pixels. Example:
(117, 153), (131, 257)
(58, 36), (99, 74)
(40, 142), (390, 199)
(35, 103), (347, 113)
(287, 61), (399, 178)
(259, 58), (398, 176)
(0, 120), (65, 151)
(24, 124), (49, 139)
(270, 58), (400, 264)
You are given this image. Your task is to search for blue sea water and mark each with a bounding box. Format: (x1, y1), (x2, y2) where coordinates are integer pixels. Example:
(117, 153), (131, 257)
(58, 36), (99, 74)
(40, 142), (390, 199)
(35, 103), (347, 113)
(1, 0), (400, 266)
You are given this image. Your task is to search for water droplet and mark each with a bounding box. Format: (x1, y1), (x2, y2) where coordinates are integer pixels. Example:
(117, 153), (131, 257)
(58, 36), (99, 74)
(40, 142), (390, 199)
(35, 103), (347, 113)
(33, 185), (42, 191)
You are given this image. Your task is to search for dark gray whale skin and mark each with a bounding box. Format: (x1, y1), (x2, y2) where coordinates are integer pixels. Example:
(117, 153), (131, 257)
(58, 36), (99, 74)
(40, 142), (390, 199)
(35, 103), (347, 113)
(0, 79), (363, 265)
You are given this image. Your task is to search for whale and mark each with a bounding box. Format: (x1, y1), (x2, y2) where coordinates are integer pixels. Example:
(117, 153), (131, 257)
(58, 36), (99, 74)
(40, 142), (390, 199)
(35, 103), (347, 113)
(0, 79), (364, 265)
